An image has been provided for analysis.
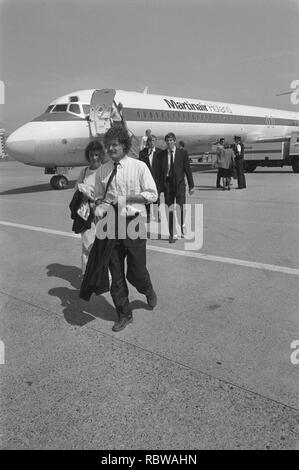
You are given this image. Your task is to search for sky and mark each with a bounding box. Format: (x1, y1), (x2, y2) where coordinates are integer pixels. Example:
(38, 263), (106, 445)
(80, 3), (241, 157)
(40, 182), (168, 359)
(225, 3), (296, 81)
(1, 0), (299, 132)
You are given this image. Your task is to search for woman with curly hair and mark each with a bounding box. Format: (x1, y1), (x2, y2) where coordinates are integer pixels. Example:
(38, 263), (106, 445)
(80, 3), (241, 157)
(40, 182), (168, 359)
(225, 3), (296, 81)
(75, 140), (108, 274)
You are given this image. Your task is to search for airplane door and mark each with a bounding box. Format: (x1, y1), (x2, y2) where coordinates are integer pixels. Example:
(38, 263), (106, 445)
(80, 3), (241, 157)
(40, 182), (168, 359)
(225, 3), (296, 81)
(89, 89), (116, 136)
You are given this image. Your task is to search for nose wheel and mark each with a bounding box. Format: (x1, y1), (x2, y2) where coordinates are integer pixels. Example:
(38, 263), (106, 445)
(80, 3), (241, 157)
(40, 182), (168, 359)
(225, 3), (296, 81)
(50, 174), (69, 189)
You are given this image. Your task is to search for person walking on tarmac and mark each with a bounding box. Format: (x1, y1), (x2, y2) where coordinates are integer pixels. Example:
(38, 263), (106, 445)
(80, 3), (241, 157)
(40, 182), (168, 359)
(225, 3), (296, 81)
(159, 132), (194, 243)
(74, 140), (108, 274)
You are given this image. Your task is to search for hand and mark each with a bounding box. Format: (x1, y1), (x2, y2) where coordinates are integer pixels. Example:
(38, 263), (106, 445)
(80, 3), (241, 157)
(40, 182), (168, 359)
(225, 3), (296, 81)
(112, 195), (126, 207)
(189, 188), (195, 195)
(94, 205), (107, 219)
(95, 197), (103, 206)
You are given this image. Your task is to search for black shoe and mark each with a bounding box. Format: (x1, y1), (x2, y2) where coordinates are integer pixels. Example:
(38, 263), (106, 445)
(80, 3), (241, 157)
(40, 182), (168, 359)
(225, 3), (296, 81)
(169, 236), (176, 244)
(146, 289), (157, 309)
(112, 314), (133, 332)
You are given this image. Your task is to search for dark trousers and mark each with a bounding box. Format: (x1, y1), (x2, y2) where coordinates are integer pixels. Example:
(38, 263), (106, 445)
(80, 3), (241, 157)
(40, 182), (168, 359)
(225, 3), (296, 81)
(235, 158), (246, 189)
(216, 169), (221, 188)
(164, 179), (185, 237)
(109, 234), (153, 317)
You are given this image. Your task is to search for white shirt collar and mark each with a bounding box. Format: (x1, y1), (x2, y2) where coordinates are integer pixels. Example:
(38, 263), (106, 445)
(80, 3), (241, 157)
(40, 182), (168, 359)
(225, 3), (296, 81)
(112, 155), (129, 168)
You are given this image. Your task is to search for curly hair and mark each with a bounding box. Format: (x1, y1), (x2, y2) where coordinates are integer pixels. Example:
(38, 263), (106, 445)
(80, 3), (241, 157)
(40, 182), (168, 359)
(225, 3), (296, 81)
(84, 140), (105, 162)
(104, 125), (132, 154)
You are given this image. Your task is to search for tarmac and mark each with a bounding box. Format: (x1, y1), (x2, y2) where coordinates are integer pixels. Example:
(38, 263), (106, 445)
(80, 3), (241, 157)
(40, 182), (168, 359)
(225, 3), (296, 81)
(0, 161), (298, 449)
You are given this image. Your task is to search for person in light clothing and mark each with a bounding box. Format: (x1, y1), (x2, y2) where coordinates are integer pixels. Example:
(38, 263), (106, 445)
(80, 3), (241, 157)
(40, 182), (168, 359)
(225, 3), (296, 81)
(75, 140), (108, 274)
(140, 128), (152, 151)
(218, 142), (235, 190)
(84, 125), (158, 332)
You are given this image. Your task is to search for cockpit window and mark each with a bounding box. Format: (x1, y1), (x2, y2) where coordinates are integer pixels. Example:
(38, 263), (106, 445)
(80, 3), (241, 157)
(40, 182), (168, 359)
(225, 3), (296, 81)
(68, 103), (80, 115)
(82, 104), (90, 115)
(52, 104), (68, 112)
(45, 105), (54, 113)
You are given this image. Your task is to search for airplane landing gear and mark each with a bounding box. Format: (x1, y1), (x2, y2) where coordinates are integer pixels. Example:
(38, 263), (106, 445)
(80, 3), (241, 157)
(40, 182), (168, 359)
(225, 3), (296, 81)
(50, 174), (69, 189)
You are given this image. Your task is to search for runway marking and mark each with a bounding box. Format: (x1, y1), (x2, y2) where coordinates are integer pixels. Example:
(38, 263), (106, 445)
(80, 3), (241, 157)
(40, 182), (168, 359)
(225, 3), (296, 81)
(1, 219), (299, 276)
(0, 220), (80, 239)
(1, 198), (299, 228)
(0, 197), (66, 207)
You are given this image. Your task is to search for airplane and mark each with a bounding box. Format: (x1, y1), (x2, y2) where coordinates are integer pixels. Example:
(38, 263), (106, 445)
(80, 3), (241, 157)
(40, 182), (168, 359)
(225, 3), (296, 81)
(6, 88), (299, 189)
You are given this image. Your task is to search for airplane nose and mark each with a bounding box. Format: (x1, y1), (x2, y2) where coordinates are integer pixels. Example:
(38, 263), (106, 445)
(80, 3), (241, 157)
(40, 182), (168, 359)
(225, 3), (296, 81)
(6, 129), (36, 162)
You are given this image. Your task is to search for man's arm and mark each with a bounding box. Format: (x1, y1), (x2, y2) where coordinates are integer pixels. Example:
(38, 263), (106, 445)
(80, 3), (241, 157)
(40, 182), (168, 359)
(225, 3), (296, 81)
(137, 163), (158, 203)
(183, 150), (195, 193)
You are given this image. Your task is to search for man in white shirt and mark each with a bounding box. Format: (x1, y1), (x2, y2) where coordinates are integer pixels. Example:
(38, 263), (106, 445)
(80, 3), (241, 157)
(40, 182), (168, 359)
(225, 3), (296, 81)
(140, 128), (152, 151)
(93, 126), (158, 332)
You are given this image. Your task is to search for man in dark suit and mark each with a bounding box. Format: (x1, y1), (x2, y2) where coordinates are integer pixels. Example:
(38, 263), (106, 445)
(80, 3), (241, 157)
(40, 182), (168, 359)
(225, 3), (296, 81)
(159, 132), (194, 243)
(139, 135), (161, 221)
(231, 136), (246, 189)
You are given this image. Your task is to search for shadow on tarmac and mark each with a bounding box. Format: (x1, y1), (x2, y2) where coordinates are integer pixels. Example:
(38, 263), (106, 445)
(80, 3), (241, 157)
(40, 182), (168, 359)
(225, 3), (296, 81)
(47, 263), (151, 327)
(0, 180), (76, 195)
(195, 185), (222, 191)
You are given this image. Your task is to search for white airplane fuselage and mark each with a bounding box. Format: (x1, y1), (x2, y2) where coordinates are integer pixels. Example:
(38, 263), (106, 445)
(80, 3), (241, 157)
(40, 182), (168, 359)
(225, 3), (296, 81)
(6, 88), (299, 174)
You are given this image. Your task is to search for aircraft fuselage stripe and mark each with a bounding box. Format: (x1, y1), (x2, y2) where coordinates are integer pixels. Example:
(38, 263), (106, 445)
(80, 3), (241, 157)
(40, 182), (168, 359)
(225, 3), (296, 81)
(122, 107), (299, 127)
(32, 108), (299, 127)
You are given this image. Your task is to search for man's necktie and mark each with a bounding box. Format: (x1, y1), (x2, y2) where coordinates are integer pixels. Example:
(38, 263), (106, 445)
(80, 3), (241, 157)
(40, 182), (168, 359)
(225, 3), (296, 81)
(169, 150), (174, 179)
(103, 161), (119, 199)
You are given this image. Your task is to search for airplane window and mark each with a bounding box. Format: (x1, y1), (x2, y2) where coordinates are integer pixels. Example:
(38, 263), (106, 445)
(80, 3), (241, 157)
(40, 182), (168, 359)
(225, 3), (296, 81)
(68, 103), (80, 115)
(137, 111), (141, 118)
(150, 112), (153, 119)
(45, 105), (54, 113)
(82, 104), (90, 115)
(52, 104), (68, 112)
